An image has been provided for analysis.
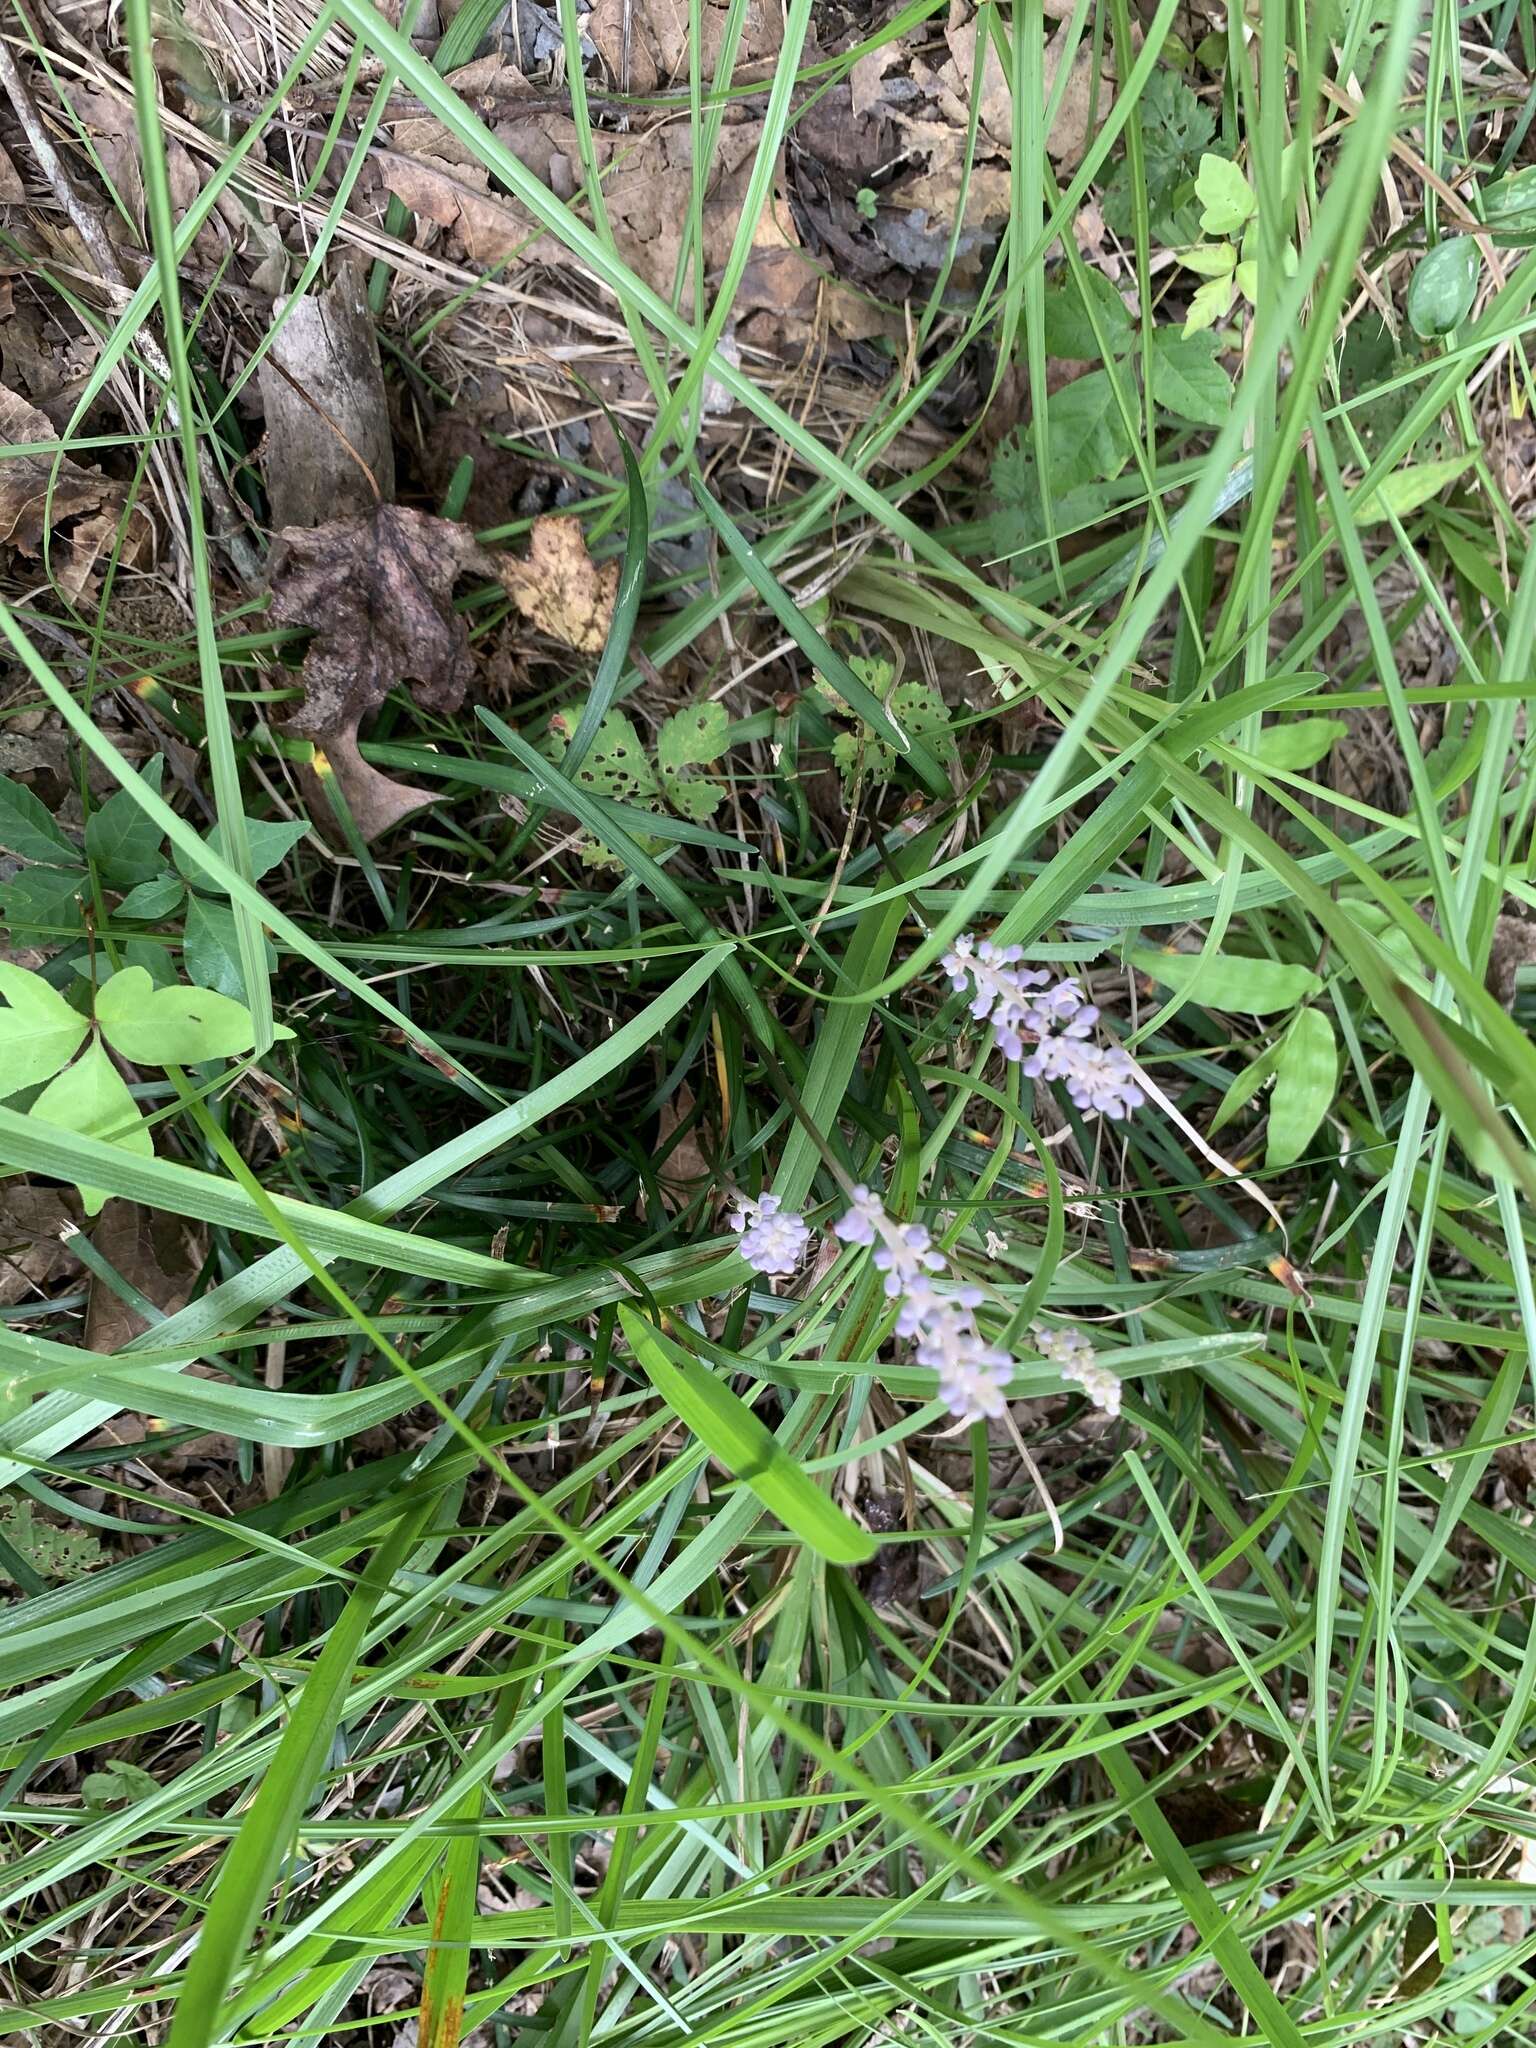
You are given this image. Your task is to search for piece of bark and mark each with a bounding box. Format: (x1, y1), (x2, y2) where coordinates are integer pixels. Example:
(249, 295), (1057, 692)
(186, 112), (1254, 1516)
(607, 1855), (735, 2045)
(258, 259), (395, 530)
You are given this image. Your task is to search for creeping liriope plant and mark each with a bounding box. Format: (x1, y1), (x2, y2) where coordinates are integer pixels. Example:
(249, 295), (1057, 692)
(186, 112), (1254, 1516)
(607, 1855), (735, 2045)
(733, 933), (1140, 1423)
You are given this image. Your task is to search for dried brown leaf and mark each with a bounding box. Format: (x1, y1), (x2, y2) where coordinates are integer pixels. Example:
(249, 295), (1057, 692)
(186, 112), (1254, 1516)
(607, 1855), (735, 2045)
(385, 117), (778, 299)
(305, 740), (439, 843)
(937, 5), (1112, 167)
(497, 516), (617, 653)
(63, 83), (143, 226)
(380, 149), (540, 267)
(599, 123), (765, 297)
(0, 1186), (81, 1307)
(850, 43), (903, 119)
(942, 4), (1014, 148)
(0, 383), (112, 543)
(85, 1200), (200, 1353)
(655, 1083), (715, 1214)
(270, 504), (492, 734)
(269, 504), (497, 838)
(586, 0), (781, 96)
(0, 383), (149, 588)
(0, 143), (23, 204)
(55, 505), (132, 600)
(1041, 19), (1114, 169)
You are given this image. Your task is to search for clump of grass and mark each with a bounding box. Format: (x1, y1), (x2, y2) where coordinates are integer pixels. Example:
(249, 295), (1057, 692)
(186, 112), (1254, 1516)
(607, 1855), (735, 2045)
(2, 2), (1536, 2045)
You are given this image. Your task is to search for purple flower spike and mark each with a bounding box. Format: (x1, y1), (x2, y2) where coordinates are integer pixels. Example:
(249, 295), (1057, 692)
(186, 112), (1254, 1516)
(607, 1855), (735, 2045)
(942, 932), (1142, 1122)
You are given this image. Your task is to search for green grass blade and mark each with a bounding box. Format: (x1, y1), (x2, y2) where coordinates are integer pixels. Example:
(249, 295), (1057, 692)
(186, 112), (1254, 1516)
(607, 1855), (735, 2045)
(619, 1307), (874, 1565)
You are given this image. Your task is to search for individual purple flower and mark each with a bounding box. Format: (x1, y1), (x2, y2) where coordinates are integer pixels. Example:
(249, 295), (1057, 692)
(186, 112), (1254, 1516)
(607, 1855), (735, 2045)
(730, 1192), (810, 1277)
(1022, 979), (1098, 1036)
(942, 935), (1047, 1058)
(893, 1270), (950, 1337)
(1026, 1037), (1144, 1120)
(833, 1184), (883, 1247)
(836, 1188), (945, 1299)
(1069, 1044), (1144, 1121)
(872, 1220), (945, 1300)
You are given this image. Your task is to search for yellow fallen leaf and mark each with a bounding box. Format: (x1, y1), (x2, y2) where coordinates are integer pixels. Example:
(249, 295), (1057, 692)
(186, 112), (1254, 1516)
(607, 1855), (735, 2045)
(497, 517), (618, 654)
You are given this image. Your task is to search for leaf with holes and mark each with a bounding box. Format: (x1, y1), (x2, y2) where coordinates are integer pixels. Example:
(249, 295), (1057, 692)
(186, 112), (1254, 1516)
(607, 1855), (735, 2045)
(541, 701), (666, 868)
(663, 776), (727, 823)
(546, 704), (660, 805)
(657, 699), (728, 821)
(657, 700), (728, 774)
(0, 960), (90, 1095)
(824, 673), (955, 796)
(0, 1499), (103, 1585)
(1101, 68), (1213, 244)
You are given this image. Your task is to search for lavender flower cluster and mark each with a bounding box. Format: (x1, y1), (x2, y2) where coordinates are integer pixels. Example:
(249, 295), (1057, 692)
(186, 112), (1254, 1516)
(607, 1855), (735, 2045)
(940, 935), (1144, 1120)
(722, 931), (1129, 1424)
(730, 1183), (1123, 1425)
(728, 1192), (810, 1276)
(1031, 1321), (1123, 1419)
(834, 1185), (1011, 1421)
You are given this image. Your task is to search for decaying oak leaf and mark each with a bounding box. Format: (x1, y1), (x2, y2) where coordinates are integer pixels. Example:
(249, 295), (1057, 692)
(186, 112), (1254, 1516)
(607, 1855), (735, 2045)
(0, 384), (149, 594)
(586, 0), (781, 97)
(84, 1199), (200, 1353)
(268, 505), (499, 839)
(939, 4), (1112, 166)
(0, 1184), (81, 1307)
(497, 516), (618, 654)
(378, 152), (535, 269)
(386, 115), (774, 301)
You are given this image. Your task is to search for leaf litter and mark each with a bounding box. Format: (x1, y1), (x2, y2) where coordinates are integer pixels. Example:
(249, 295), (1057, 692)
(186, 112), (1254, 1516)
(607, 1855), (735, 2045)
(269, 504), (496, 839)
(269, 505), (618, 836)
(0, 383), (150, 597)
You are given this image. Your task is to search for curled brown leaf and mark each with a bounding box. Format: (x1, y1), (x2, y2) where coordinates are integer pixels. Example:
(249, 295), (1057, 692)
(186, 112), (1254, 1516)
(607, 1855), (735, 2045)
(269, 504), (499, 839)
